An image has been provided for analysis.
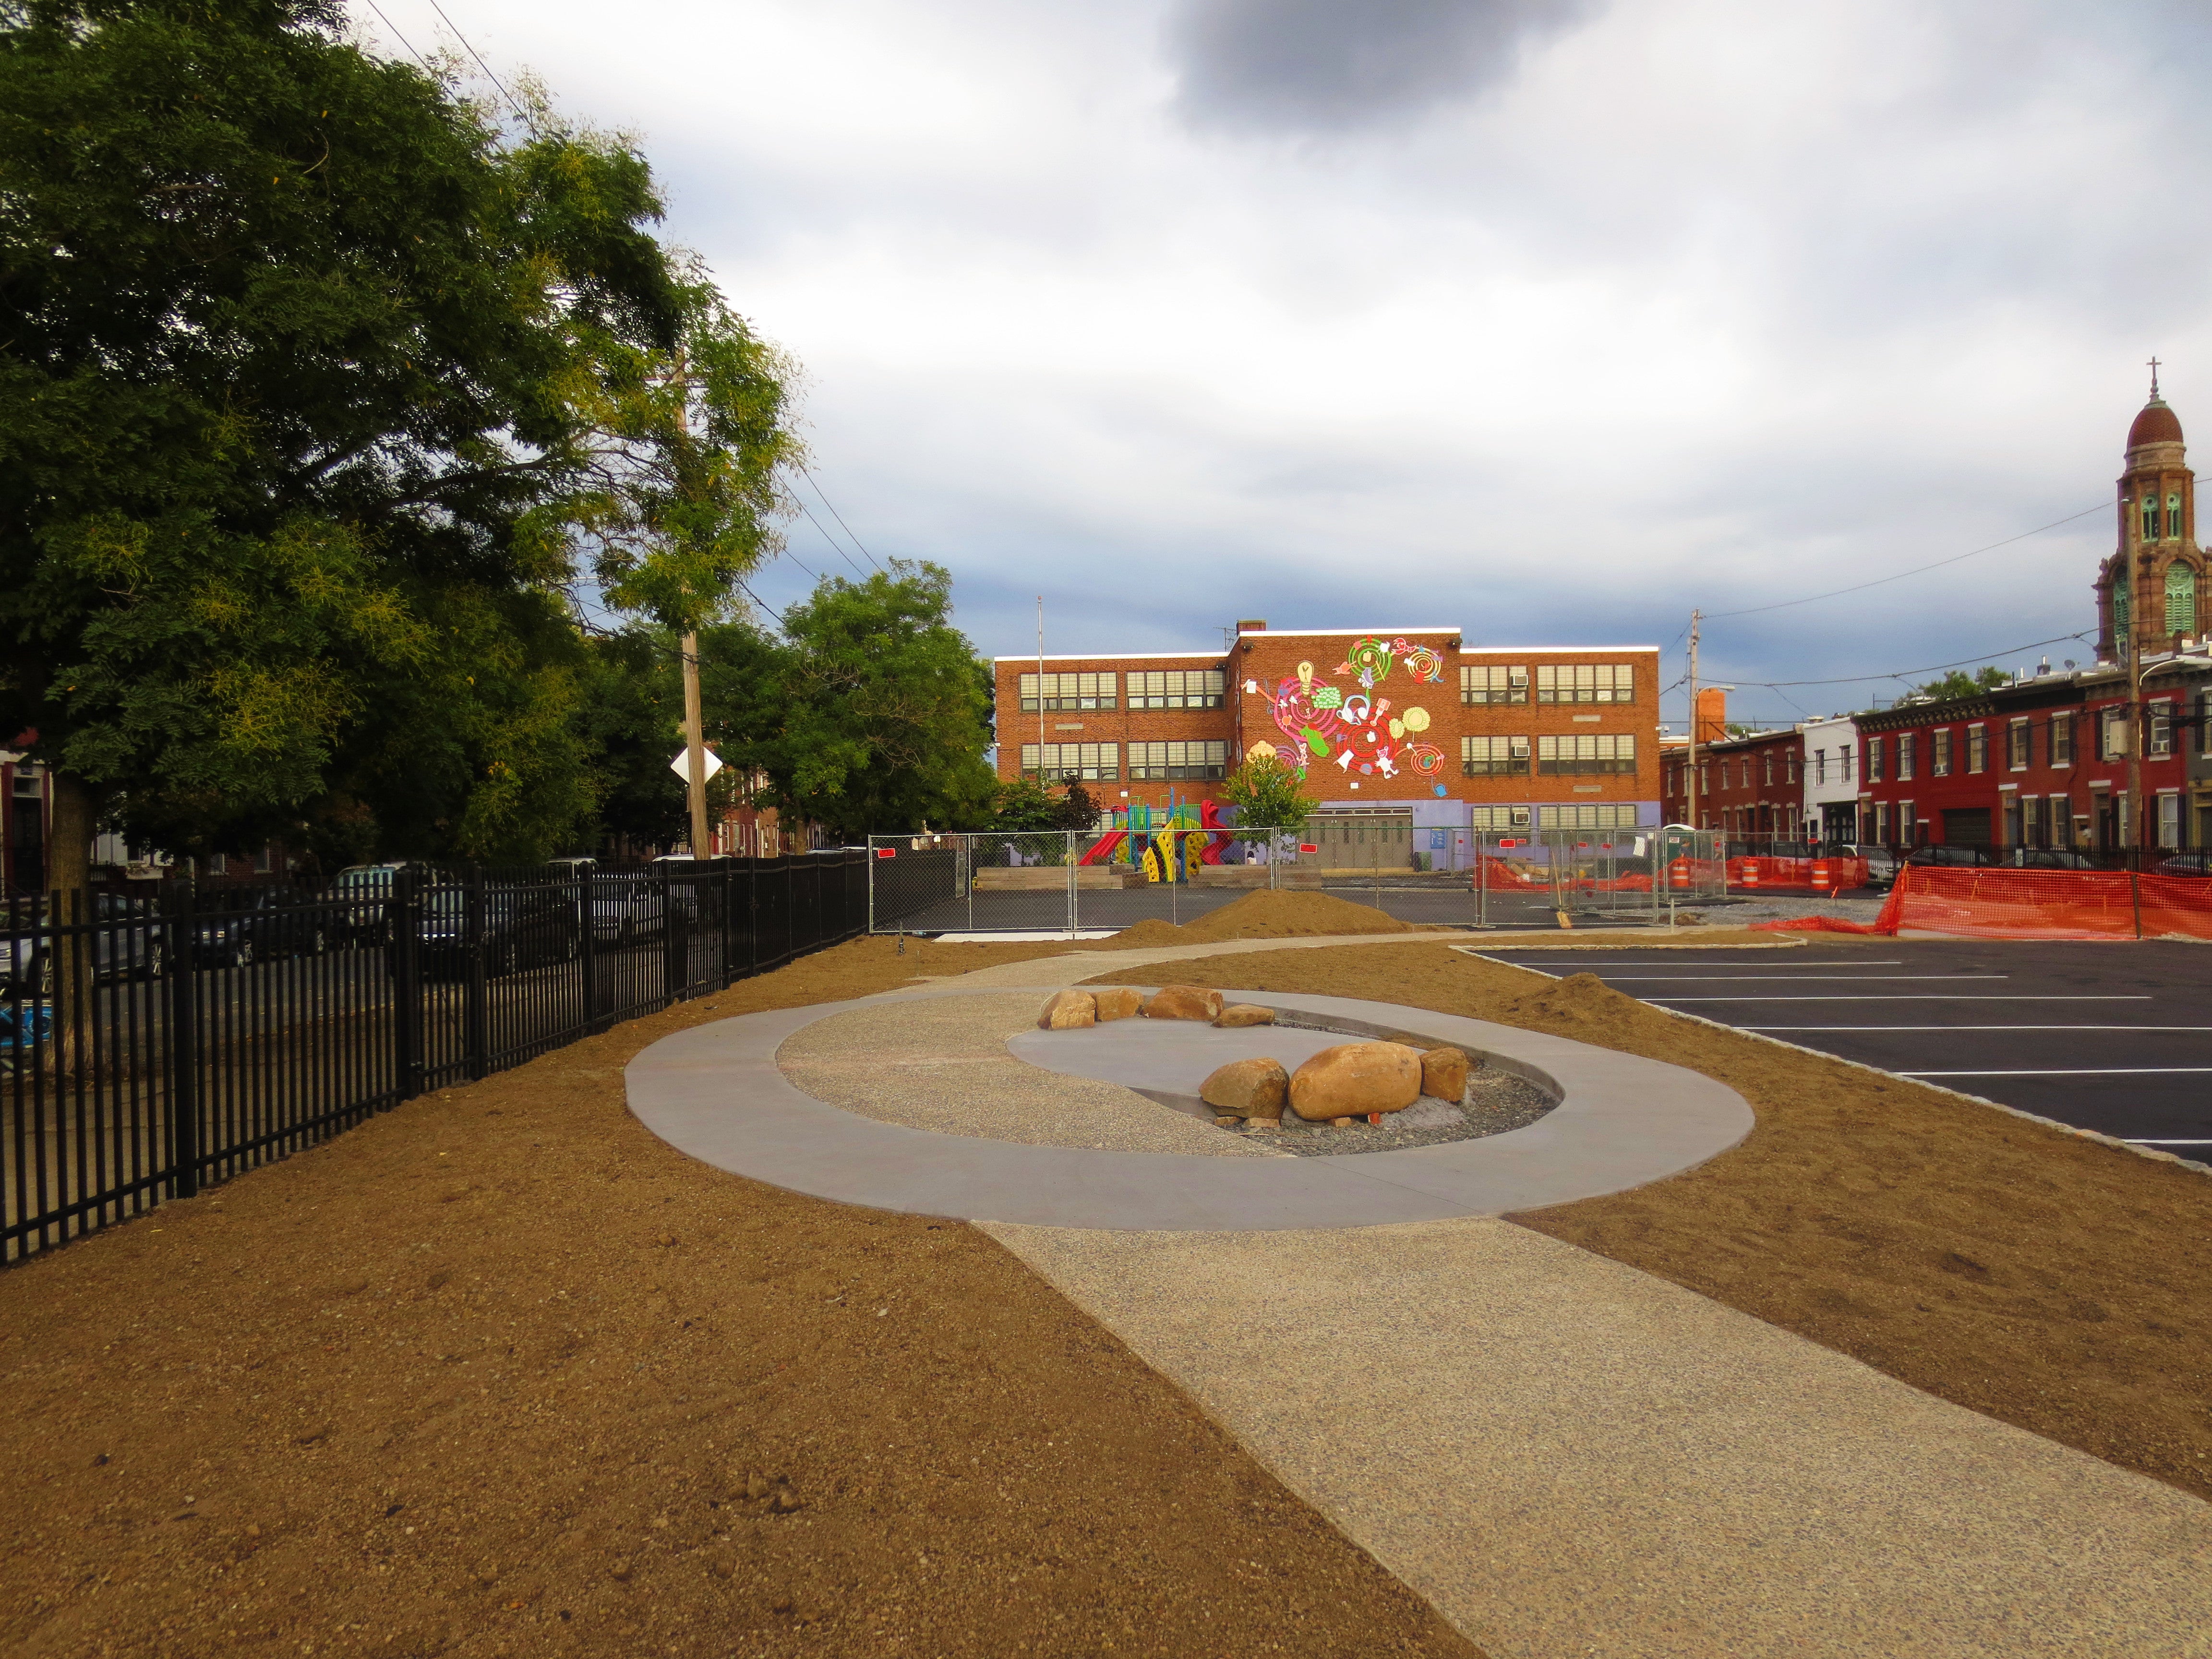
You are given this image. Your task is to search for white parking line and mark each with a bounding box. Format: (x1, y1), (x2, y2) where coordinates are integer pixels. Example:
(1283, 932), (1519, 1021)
(1744, 1025), (2212, 1033)
(1650, 995), (2152, 1003)
(2128, 1138), (2212, 1145)
(1901, 1068), (2212, 1078)
(1496, 960), (1906, 968)
(1598, 975), (2008, 983)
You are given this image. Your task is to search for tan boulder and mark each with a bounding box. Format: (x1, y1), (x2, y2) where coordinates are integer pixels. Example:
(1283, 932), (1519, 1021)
(1036, 990), (1097, 1031)
(1142, 985), (1224, 1022)
(1213, 1003), (1276, 1029)
(1093, 987), (1143, 1023)
(1199, 1058), (1288, 1121)
(1421, 1046), (1472, 1102)
(1287, 1042), (1423, 1121)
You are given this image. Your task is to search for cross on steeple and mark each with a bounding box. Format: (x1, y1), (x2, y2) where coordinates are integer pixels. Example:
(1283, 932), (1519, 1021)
(2150, 356), (2163, 397)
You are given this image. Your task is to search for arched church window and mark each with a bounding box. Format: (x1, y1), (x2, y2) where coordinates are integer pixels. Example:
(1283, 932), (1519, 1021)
(2142, 496), (2159, 541)
(2114, 582), (2131, 652)
(2167, 563), (2197, 635)
(2168, 494), (2184, 539)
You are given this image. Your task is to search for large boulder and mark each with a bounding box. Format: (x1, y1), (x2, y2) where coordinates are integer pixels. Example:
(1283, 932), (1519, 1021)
(1421, 1046), (1472, 1102)
(1142, 985), (1224, 1022)
(1093, 987), (1144, 1023)
(1288, 1042), (1423, 1121)
(1214, 1004), (1276, 1029)
(1036, 990), (1097, 1030)
(1199, 1058), (1288, 1121)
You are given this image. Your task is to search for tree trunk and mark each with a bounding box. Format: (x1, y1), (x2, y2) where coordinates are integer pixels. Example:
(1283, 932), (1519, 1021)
(44, 769), (96, 1072)
(47, 769), (93, 898)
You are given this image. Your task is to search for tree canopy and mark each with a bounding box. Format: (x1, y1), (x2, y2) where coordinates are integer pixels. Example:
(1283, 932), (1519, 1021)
(1911, 666), (2012, 703)
(0, 0), (774, 873)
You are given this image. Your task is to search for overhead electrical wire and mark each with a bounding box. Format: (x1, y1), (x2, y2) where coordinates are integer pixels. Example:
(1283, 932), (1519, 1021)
(795, 499), (870, 578)
(361, 0), (432, 70)
(1704, 503), (2107, 620)
(421, 0), (531, 126)
(795, 462), (885, 574)
(1726, 629), (2096, 690)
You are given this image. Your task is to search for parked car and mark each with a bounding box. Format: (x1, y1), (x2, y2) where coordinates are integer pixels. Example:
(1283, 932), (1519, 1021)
(1, 893), (166, 988)
(2007, 848), (2099, 871)
(2155, 851), (2212, 878)
(413, 883), (581, 978)
(1832, 843), (1899, 889)
(328, 862), (408, 945)
(590, 872), (666, 944)
(1904, 844), (2002, 870)
(193, 886), (330, 966)
(0, 901), (49, 994)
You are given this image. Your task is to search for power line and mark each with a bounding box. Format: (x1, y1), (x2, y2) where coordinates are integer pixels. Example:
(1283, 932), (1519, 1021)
(421, 0), (531, 126)
(795, 498), (869, 578)
(362, 0), (432, 70)
(795, 462), (885, 574)
(1725, 629), (2095, 690)
(1706, 503), (2107, 620)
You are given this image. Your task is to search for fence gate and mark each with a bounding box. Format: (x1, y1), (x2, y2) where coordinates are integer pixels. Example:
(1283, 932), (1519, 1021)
(1472, 826), (1722, 925)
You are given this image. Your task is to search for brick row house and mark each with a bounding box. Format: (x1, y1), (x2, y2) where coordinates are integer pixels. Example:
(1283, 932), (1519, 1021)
(993, 625), (1662, 859)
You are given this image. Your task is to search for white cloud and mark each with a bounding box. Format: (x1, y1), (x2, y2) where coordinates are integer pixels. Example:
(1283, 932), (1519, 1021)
(358, 0), (2212, 725)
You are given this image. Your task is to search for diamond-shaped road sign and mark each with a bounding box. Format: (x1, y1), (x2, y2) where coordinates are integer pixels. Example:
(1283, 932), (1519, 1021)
(670, 747), (723, 781)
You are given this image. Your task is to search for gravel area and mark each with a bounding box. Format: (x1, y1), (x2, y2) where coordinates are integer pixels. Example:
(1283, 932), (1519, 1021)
(1679, 893), (1889, 926)
(1231, 1062), (1554, 1156)
(776, 994), (1284, 1157)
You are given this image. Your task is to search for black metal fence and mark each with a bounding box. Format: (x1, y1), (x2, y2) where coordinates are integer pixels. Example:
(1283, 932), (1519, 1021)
(1, 850), (868, 1263)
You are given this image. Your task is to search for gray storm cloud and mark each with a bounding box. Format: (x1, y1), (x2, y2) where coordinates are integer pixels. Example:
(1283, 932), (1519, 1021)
(1167, 0), (1599, 132)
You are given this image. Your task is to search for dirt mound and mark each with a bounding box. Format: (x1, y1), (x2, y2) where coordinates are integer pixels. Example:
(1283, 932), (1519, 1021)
(1108, 889), (1414, 946)
(1510, 971), (1628, 1025)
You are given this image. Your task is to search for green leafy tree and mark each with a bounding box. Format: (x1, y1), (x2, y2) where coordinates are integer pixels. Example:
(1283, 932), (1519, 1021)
(1913, 666), (2011, 702)
(715, 562), (996, 840)
(1217, 754), (1318, 832)
(0, 0), (691, 878)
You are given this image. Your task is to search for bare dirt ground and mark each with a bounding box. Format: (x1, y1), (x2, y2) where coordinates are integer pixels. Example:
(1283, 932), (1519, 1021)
(0, 934), (1482, 1659)
(1085, 939), (2212, 1503)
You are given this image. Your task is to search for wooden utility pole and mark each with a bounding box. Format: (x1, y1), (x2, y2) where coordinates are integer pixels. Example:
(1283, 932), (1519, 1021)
(681, 629), (709, 856)
(1685, 610), (1702, 830)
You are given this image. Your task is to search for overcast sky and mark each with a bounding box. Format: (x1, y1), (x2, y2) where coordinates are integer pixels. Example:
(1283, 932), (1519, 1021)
(356, 0), (2212, 732)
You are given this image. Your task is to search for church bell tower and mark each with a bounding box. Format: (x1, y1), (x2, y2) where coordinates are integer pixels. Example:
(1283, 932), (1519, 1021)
(2098, 363), (2204, 660)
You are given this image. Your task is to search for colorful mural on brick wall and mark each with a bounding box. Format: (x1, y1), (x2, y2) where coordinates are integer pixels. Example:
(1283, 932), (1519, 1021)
(1247, 636), (1447, 793)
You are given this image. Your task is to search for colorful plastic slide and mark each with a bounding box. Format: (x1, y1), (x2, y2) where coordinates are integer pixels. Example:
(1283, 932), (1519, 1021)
(1078, 831), (1126, 866)
(1198, 799), (1234, 865)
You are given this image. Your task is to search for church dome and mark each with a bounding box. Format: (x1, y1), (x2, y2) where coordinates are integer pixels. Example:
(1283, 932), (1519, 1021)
(2129, 396), (2184, 449)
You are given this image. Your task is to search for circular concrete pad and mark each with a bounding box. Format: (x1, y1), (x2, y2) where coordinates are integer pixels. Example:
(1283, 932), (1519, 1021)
(625, 987), (1755, 1231)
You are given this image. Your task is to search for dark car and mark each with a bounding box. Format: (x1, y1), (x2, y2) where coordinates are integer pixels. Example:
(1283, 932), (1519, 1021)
(328, 863), (408, 945)
(2007, 848), (2099, 871)
(193, 886), (331, 966)
(2155, 851), (2212, 878)
(414, 884), (580, 977)
(1904, 844), (2002, 869)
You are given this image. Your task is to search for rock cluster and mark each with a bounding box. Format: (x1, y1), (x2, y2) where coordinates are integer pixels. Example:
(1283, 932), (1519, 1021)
(1035, 990), (1096, 1030)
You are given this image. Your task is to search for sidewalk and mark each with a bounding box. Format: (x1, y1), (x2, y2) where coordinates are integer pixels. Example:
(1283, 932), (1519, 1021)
(920, 939), (2212, 1658)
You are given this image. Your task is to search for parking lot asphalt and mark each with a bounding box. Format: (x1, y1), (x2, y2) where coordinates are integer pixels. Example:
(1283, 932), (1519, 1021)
(1471, 938), (2212, 1155)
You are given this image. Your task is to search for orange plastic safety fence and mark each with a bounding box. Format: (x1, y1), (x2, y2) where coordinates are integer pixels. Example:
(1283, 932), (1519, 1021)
(1754, 865), (2212, 940)
(1478, 858), (1541, 889)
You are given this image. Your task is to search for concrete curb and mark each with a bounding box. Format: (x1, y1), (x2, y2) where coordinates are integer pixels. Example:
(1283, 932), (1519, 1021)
(624, 986), (1755, 1231)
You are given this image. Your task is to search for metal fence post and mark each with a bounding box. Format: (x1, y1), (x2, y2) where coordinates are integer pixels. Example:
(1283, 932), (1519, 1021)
(662, 866), (687, 1004)
(392, 867), (423, 1102)
(1067, 830), (1078, 936)
(166, 874), (200, 1200)
(577, 863), (600, 1035)
(463, 864), (489, 1081)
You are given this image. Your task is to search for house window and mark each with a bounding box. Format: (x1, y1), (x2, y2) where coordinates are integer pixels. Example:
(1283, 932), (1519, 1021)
(1812, 749), (1826, 785)
(2161, 792), (2183, 848)
(2022, 795), (2044, 848)
(1020, 742), (1121, 781)
(1899, 733), (1916, 780)
(1536, 734), (1636, 775)
(2050, 712), (2074, 766)
(1018, 672), (1118, 712)
(1127, 740), (1226, 780)
(2007, 719), (2031, 769)
(254, 845), (274, 875)
(1786, 750), (1798, 784)
(1901, 799), (1917, 843)
(1872, 803), (1889, 843)
(1535, 663), (1634, 704)
(1866, 735), (1884, 781)
(1461, 735), (1530, 777)
(1459, 665), (1528, 705)
(1840, 745), (1853, 782)
(2167, 563), (2197, 635)
(1129, 670), (1223, 710)
(1966, 724), (1986, 773)
(2003, 796), (2023, 847)
(1697, 762), (1708, 795)
(2050, 791), (2072, 842)
(2150, 699), (2175, 757)
(1932, 730), (1952, 776)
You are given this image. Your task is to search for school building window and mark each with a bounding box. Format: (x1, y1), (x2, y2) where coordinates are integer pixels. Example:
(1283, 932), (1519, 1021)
(1017, 672), (1117, 712)
(1535, 803), (1639, 829)
(1128, 740), (1227, 780)
(1460, 665), (1529, 705)
(1537, 734), (1636, 775)
(1535, 663), (1634, 704)
(1467, 805), (1531, 830)
(1129, 669), (1225, 710)
(1019, 742), (1120, 781)
(1461, 735), (1531, 776)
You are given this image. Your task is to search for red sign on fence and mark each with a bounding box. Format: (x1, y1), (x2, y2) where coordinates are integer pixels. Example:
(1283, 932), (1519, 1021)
(874, 848), (897, 859)
(1298, 843), (1320, 854)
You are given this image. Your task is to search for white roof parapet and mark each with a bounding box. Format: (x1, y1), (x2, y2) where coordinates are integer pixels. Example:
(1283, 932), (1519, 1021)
(1457, 645), (1661, 653)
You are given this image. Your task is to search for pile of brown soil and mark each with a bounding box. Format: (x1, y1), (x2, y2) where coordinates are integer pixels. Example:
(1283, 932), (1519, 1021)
(0, 935), (1480, 1659)
(1082, 939), (2212, 1503)
(1108, 888), (1415, 947)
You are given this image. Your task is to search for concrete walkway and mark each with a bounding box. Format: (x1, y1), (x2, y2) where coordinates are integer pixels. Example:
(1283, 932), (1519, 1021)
(637, 934), (2212, 1656)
